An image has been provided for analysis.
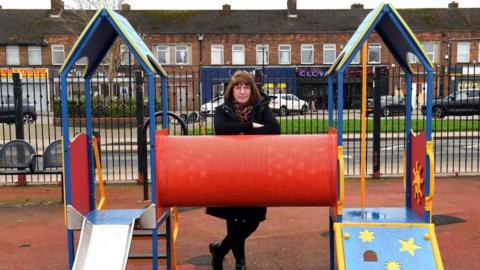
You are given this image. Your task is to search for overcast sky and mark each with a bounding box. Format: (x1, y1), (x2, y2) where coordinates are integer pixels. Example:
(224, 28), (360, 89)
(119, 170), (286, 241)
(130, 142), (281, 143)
(1, 0), (480, 9)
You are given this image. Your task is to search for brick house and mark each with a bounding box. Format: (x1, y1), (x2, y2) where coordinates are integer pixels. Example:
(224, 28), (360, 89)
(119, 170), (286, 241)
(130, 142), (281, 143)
(1, 0), (479, 110)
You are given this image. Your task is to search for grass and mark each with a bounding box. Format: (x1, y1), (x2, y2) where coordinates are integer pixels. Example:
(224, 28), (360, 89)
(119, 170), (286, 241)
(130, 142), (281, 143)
(191, 118), (480, 135)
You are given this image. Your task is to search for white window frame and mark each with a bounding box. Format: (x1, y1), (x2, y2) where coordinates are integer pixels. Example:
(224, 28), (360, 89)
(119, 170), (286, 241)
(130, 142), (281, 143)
(422, 42), (437, 63)
(232, 44), (245, 65)
(28, 46), (42, 65)
(323, 44), (336, 65)
(211, 44), (224, 65)
(457, 42), (470, 63)
(175, 44), (188, 65)
(408, 52), (417, 64)
(351, 51), (360, 64)
(301, 44), (314, 65)
(368, 43), (381, 64)
(278, 44), (291, 65)
(120, 44), (134, 65)
(156, 44), (170, 65)
(256, 44), (269, 65)
(6, 46), (20, 65)
(51, 44), (65, 65)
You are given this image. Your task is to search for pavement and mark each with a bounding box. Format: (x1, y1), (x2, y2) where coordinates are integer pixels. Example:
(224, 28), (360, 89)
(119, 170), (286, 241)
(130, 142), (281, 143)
(0, 176), (479, 270)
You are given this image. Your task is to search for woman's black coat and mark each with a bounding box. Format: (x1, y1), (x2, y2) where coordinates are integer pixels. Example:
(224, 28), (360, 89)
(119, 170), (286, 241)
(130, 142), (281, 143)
(206, 96), (280, 222)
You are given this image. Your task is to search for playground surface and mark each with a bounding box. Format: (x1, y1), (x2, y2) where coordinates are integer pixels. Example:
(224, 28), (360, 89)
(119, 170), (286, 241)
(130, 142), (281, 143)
(0, 176), (479, 270)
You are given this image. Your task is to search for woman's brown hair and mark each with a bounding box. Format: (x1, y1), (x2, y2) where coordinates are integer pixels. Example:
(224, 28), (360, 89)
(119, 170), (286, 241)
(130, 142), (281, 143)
(223, 70), (262, 104)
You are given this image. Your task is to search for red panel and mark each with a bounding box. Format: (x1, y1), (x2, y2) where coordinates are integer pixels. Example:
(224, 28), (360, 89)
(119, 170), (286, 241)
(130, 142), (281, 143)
(70, 134), (90, 215)
(155, 134), (338, 208)
(410, 132), (426, 217)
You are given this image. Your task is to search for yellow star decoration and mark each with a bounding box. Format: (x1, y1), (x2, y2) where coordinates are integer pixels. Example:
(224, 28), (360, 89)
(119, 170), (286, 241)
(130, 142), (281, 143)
(385, 260), (402, 270)
(398, 237), (422, 256)
(358, 229), (375, 242)
(412, 161), (424, 204)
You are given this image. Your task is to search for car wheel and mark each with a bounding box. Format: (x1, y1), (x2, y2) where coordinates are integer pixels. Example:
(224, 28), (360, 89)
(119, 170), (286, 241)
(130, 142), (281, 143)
(432, 107), (445, 119)
(383, 107), (390, 117)
(23, 113), (35, 124)
(280, 106), (288, 117)
(300, 105), (308, 115)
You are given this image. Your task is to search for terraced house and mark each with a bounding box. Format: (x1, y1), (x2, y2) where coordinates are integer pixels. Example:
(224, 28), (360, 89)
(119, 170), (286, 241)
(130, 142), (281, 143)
(1, 0), (480, 110)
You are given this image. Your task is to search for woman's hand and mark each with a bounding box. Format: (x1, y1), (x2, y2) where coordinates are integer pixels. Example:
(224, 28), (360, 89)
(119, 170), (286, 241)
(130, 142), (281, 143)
(252, 122), (264, 128)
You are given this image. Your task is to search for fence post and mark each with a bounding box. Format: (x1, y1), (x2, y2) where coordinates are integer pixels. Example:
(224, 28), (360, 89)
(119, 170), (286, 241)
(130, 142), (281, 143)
(372, 68), (381, 178)
(13, 73), (26, 186)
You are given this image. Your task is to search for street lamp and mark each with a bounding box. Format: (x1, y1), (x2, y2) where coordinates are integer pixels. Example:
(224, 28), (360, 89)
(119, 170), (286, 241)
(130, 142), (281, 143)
(261, 43), (266, 90)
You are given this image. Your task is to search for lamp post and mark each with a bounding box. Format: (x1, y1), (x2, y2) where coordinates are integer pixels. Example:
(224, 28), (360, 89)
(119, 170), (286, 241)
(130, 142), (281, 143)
(261, 43), (266, 89)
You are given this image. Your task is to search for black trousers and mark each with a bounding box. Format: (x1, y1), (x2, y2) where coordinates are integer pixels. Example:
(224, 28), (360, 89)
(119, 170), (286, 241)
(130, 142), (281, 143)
(218, 219), (260, 261)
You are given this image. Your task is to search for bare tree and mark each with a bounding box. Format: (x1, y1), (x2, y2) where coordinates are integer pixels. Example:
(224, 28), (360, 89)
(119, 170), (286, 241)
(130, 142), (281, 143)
(61, 0), (138, 90)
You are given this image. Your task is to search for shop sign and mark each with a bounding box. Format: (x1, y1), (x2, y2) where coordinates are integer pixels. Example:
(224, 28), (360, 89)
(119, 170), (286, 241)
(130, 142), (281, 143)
(0, 68), (49, 79)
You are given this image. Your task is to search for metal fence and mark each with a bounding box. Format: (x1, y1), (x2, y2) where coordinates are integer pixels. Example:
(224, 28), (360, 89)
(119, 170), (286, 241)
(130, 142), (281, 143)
(1, 64), (479, 184)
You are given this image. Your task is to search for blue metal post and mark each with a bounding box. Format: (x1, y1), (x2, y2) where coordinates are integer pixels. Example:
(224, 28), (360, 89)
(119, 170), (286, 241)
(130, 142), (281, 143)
(60, 74), (75, 269)
(425, 70), (434, 222)
(161, 76), (168, 128)
(328, 75), (334, 128)
(405, 72), (412, 208)
(147, 73), (159, 269)
(84, 77), (95, 211)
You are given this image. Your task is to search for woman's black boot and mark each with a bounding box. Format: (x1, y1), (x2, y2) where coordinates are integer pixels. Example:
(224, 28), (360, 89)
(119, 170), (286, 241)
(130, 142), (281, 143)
(209, 242), (224, 270)
(235, 258), (246, 270)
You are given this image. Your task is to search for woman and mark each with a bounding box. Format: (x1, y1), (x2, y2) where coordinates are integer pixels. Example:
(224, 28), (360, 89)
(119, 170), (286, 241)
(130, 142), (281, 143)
(207, 70), (280, 270)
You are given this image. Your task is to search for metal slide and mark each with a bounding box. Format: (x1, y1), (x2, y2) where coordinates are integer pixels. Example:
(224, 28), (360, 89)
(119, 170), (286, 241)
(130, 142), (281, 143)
(72, 209), (148, 270)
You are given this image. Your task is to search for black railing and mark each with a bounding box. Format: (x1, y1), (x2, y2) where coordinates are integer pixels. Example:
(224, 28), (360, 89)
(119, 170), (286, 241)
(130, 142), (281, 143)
(1, 64), (479, 184)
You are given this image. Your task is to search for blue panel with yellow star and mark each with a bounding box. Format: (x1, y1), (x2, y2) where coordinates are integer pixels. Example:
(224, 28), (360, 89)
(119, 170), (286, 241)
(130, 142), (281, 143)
(334, 223), (444, 270)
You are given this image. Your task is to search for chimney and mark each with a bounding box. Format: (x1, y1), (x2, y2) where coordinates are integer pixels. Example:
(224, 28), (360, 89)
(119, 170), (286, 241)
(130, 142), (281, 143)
(121, 3), (131, 11)
(287, 0), (297, 18)
(351, 3), (364, 10)
(50, 0), (64, 17)
(448, 1), (459, 8)
(222, 4), (231, 11)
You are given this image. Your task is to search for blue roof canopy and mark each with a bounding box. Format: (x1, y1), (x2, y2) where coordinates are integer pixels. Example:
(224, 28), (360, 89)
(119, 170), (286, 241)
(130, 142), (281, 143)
(59, 8), (166, 78)
(327, 3), (433, 76)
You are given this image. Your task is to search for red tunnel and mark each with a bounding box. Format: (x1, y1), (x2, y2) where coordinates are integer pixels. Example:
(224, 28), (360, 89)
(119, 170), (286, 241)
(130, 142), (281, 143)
(155, 133), (338, 208)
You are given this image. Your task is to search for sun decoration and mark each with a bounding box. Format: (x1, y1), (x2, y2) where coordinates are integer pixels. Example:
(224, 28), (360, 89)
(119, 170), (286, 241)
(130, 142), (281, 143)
(385, 260), (402, 270)
(358, 229), (375, 242)
(412, 161), (424, 204)
(399, 237), (422, 256)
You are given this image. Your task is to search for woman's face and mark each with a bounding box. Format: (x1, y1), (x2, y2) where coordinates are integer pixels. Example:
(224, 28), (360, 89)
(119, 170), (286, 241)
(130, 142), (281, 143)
(233, 83), (251, 105)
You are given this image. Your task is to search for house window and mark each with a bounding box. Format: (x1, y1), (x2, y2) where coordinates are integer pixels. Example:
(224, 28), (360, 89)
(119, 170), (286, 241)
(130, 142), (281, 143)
(368, 44), (381, 64)
(351, 51), (360, 64)
(6, 46), (20, 65)
(323, 44), (336, 64)
(28, 46), (42, 65)
(156, 44), (169, 65)
(256, 44), (269, 65)
(457, 42), (470, 63)
(423, 42), (437, 63)
(211, 44), (224, 65)
(232, 44), (245, 65)
(410, 42), (438, 64)
(51, 44), (65, 65)
(301, 44), (314, 64)
(278, 44), (291, 65)
(176, 45), (188, 65)
(120, 45), (134, 65)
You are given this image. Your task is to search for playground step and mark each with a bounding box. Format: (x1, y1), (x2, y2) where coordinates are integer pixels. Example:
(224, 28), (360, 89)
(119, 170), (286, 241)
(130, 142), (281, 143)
(132, 229), (167, 241)
(128, 253), (167, 264)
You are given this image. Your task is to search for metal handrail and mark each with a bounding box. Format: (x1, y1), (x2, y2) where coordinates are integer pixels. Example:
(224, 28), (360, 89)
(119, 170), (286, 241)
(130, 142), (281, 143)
(93, 136), (106, 210)
(425, 140), (435, 212)
(337, 146), (344, 215)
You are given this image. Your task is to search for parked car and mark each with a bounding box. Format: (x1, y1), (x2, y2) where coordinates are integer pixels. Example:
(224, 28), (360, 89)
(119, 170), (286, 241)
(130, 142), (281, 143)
(268, 94), (309, 116)
(200, 96), (224, 117)
(367, 95), (408, 117)
(421, 89), (480, 119)
(0, 102), (37, 124)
